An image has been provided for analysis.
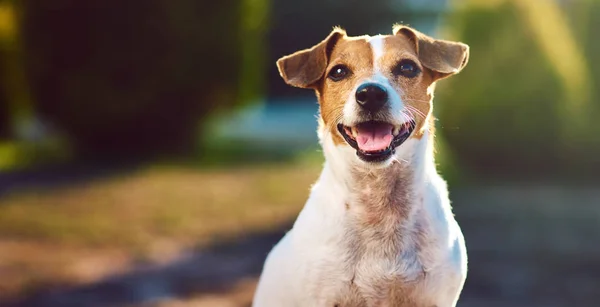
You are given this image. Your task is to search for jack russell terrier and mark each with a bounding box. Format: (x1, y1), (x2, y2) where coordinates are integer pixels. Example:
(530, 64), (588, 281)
(253, 24), (469, 307)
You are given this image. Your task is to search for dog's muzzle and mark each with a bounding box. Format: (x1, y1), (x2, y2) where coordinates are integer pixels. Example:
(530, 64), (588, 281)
(337, 120), (416, 163)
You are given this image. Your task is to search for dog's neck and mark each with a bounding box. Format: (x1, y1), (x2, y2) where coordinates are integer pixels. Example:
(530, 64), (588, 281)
(320, 118), (436, 230)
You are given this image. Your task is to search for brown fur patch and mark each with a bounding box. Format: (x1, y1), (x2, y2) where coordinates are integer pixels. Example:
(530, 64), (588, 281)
(394, 25), (469, 78)
(378, 33), (437, 138)
(315, 36), (374, 145)
(276, 28), (345, 89)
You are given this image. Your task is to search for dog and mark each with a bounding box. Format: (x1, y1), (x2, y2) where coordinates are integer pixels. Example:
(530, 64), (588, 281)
(253, 24), (469, 307)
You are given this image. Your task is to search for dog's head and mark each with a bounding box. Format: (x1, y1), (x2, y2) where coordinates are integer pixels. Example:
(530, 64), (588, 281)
(277, 25), (469, 166)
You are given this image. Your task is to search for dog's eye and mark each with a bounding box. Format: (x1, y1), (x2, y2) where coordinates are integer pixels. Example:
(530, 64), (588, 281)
(393, 60), (420, 78)
(328, 65), (350, 81)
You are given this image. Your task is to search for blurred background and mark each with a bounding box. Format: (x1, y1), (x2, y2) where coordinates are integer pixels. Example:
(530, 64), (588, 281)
(0, 0), (599, 306)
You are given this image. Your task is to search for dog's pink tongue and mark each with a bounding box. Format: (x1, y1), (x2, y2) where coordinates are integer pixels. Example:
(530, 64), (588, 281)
(356, 123), (394, 152)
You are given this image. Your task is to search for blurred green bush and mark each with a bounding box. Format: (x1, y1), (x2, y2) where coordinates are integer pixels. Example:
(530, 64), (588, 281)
(436, 0), (600, 180)
(0, 74), (7, 139)
(19, 1), (242, 157)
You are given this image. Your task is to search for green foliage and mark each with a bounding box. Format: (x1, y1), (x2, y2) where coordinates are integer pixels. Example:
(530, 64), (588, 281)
(0, 0), (33, 141)
(436, 2), (600, 179)
(19, 1), (242, 157)
(0, 138), (70, 171)
(239, 0), (270, 105)
(0, 75), (7, 139)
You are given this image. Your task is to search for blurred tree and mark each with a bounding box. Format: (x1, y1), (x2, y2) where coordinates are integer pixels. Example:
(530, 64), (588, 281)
(436, 0), (599, 179)
(19, 1), (241, 158)
(0, 68), (8, 139)
(0, 0), (33, 141)
(239, 0), (270, 106)
(567, 0), (600, 166)
(0, 1), (10, 139)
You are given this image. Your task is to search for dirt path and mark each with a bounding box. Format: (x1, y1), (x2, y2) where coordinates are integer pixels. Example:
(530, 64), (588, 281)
(2, 228), (284, 307)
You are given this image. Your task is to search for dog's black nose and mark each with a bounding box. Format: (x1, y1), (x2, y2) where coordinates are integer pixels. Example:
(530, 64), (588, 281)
(355, 83), (388, 112)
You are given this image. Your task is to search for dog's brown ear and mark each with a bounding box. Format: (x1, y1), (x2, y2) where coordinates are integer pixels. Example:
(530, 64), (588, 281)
(393, 25), (469, 80)
(276, 28), (346, 88)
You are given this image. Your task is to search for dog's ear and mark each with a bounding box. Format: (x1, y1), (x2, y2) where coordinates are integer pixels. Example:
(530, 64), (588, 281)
(393, 25), (469, 81)
(276, 28), (346, 88)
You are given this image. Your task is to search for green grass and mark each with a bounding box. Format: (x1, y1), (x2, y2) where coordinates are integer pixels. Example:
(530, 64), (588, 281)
(0, 137), (71, 171)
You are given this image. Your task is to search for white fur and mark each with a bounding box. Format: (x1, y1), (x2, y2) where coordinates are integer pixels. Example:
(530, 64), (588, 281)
(369, 35), (385, 67)
(343, 36), (404, 128)
(369, 36), (405, 123)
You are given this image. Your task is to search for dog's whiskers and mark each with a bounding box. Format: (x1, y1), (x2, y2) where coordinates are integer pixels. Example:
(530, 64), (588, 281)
(407, 105), (426, 117)
(405, 106), (426, 120)
(400, 111), (412, 124)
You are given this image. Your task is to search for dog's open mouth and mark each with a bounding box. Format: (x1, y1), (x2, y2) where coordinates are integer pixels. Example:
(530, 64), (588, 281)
(337, 120), (416, 162)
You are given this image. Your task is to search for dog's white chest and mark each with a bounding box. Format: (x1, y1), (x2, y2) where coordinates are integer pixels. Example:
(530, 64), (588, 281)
(311, 218), (450, 307)
(334, 247), (426, 306)
(253, 136), (467, 307)
(290, 215), (464, 307)
(253, 168), (467, 307)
